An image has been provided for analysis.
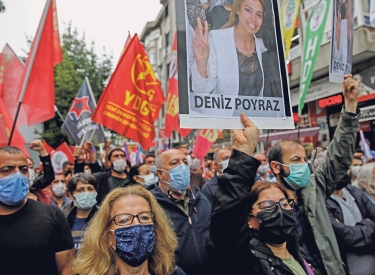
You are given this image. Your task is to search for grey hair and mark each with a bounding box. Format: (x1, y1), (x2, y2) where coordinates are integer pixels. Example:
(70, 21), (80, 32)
(155, 154), (164, 169)
(356, 163), (375, 191)
(0, 146), (24, 155)
(213, 148), (231, 162)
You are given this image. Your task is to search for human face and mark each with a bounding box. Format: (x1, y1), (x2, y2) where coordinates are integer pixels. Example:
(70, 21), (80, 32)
(63, 164), (74, 174)
(135, 164), (153, 184)
(351, 158), (363, 168)
(72, 181), (96, 196)
(216, 149), (231, 171)
(353, 152), (364, 160)
(108, 195), (153, 247)
(237, 0), (264, 35)
(254, 153), (267, 165)
(271, 143), (306, 177)
(248, 186), (287, 230)
(144, 156), (155, 166)
(110, 150), (126, 163)
(156, 149), (188, 182)
(0, 152), (29, 179)
(51, 174), (66, 186)
(27, 158), (34, 169)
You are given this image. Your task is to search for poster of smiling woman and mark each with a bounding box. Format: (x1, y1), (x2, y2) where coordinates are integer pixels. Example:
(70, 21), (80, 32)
(176, 0), (294, 129)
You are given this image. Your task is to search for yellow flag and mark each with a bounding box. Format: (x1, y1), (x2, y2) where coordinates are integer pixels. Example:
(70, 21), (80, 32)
(281, 0), (301, 59)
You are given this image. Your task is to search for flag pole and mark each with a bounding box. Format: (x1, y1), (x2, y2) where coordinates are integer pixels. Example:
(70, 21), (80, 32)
(8, 0), (52, 145)
(87, 126), (97, 142)
(54, 105), (79, 144)
(80, 122), (91, 146)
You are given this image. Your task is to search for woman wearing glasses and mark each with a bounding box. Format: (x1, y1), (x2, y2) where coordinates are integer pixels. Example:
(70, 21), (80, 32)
(208, 113), (314, 275)
(73, 185), (185, 275)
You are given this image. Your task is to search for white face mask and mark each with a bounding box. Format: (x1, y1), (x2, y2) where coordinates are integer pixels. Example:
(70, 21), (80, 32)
(138, 173), (155, 187)
(28, 168), (36, 187)
(84, 169), (91, 175)
(368, 183), (375, 195)
(350, 165), (361, 177)
(218, 159), (229, 172)
(257, 164), (268, 175)
(112, 159), (127, 173)
(52, 182), (66, 197)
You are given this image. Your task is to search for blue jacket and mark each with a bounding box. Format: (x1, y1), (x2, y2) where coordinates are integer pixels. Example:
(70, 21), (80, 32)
(201, 174), (218, 205)
(152, 184), (213, 275)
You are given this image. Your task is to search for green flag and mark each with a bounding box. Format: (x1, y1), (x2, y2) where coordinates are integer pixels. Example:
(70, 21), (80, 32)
(298, 0), (331, 115)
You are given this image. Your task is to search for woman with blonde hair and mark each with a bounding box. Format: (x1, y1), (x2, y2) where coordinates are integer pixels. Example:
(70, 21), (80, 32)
(191, 0), (282, 112)
(73, 185), (185, 275)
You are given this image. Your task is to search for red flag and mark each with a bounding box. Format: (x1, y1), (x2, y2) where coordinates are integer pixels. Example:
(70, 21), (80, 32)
(92, 35), (165, 150)
(42, 139), (54, 154)
(0, 45), (27, 126)
(50, 142), (75, 173)
(120, 33), (132, 59)
(164, 33), (192, 138)
(193, 129), (222, 160)
(16, 0), (62, 126)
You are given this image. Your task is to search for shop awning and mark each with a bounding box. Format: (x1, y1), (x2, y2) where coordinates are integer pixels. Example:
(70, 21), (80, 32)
(258, 127), (320, 142)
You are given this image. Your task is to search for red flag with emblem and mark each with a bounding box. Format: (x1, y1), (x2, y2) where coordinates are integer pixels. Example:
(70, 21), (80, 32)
(92, 34), (165, 150)
(16, 0), (62, 126)
(193, 129), (223, 160)
(48, 142), (75, 173)
(164, 33), (192, 138)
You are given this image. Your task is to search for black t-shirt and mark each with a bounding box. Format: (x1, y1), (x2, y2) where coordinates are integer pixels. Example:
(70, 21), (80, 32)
(0, 199), (74, 275)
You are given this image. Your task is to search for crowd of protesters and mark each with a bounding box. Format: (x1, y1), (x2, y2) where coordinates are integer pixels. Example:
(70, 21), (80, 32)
(1, 74), (375, 275)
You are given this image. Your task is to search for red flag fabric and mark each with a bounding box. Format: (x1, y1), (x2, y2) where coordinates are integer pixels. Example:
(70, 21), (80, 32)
(0, 45), (27, 126)
(120, 34), (132, 59)
(50, 142), (75, 173)
(92, 35), (165, 150)
(164, 33), (192, 138)
(17, 0), (62, 126)
(193, 129), (222, 160)
(42, 140), (54, 154)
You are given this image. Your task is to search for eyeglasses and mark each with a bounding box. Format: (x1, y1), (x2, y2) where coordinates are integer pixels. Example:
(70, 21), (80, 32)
(251, 198), (294, 213)
(108, 211), (155, 227)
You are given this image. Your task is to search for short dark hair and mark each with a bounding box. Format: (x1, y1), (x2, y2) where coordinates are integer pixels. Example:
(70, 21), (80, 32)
(354, 149), (364, 155)
(248, 181), (289, 209)
(352, 156), (364, 164)
(143, 154), (155, 163)
(27, 157), (34, 165)
(0, 146), (24, 155)
(107, 148), (125, 161)
(68, 173), (98, 194)
(63, 161), (73, 169)
(129, 163), (148, 184)
(268, 140), (302, 173)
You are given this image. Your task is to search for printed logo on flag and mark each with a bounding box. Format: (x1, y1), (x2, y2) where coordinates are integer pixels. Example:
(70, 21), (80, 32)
(51, 151), (68, 173)
(283, 0), (297, 30)
(68, 96), (91, 120)
(310, 2), (326, 32)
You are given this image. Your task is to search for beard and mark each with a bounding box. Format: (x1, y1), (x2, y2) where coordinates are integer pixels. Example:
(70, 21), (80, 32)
(279, 165), (294, 191)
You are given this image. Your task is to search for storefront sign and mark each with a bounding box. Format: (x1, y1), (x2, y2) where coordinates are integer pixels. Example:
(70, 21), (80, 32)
(359, 105), (375, 122)
(318, 94), (343, 109)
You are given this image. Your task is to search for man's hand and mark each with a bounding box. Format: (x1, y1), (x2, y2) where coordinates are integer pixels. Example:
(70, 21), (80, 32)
(231, 113), (259, 156)
(29, 140), (48, 157)
(73, 146), (84, 163)
(342, 74), (359, 113)
(83, 142), (97, 164)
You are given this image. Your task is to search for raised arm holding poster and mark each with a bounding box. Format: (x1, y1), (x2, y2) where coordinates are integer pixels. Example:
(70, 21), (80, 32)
(176, 0), (294, 129)
(329, 0), (354, 83)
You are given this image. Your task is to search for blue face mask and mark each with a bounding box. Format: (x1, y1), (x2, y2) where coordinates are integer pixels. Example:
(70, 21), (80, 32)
(73, 192), (97, 210)
(111, 224), (156, 267)
(162, 163), (190, 191)
(278, 162), (311, 190)
(0, 172), (30, 205)
(150, 165), (157, 174)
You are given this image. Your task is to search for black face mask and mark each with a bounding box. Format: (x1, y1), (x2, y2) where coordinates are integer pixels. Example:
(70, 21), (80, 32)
(256, 206), (296, 244)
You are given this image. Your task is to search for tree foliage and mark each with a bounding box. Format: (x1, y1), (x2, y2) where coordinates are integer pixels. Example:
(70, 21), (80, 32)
(40, 23), (113, 147)
(0, 1), (5, 13)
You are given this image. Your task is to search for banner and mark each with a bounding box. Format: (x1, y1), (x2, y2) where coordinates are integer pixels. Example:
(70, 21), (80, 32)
(62, 77), (106, 145)
(176, 0), (294, 129)
(298, 0), (331, 115)
(92, 35), (165, 150)
(193, 129), (222, 160)
(329, 0), (354, 83)
(371, 0), (375, 27)
(16, 0), (62, 126)
(281, 0), (301, 59)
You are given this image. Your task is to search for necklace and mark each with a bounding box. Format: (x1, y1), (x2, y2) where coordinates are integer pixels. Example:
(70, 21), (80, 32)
(236, 47), (256, 57)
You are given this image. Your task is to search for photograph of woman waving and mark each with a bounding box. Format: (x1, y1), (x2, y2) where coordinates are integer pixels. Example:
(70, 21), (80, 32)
(191, 0), (283, 99)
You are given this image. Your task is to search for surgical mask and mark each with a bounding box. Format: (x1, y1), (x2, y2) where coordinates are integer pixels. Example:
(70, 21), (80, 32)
(190, 158), (200, 171)
(367, 183), (375, 195)
(111, 224), (156, 267)
(138, 173), (155, 187)
(218, 159), (229, 172)
(350, 166), (361, 177)
(0, 172), (30, 205)
(84, 169), (91, 175)
(256, 206), (296, 244)
(257, 164), (268, 175)
(186, 155), (192, 167)
(112, 159), (127, 173)
(28, 168), (36, 187)
(52, 182), (66, 197)
(74, 191), (97, 210)
(161, 163), (190, 191)
(150, 165), (157, 174)
(278, 162), (310, 190)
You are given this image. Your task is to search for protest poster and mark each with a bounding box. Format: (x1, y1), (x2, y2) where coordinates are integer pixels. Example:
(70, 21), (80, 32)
(281, 0), (301, 59)
(329, 0), (354, 83)
(176, 0), (294, 129)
